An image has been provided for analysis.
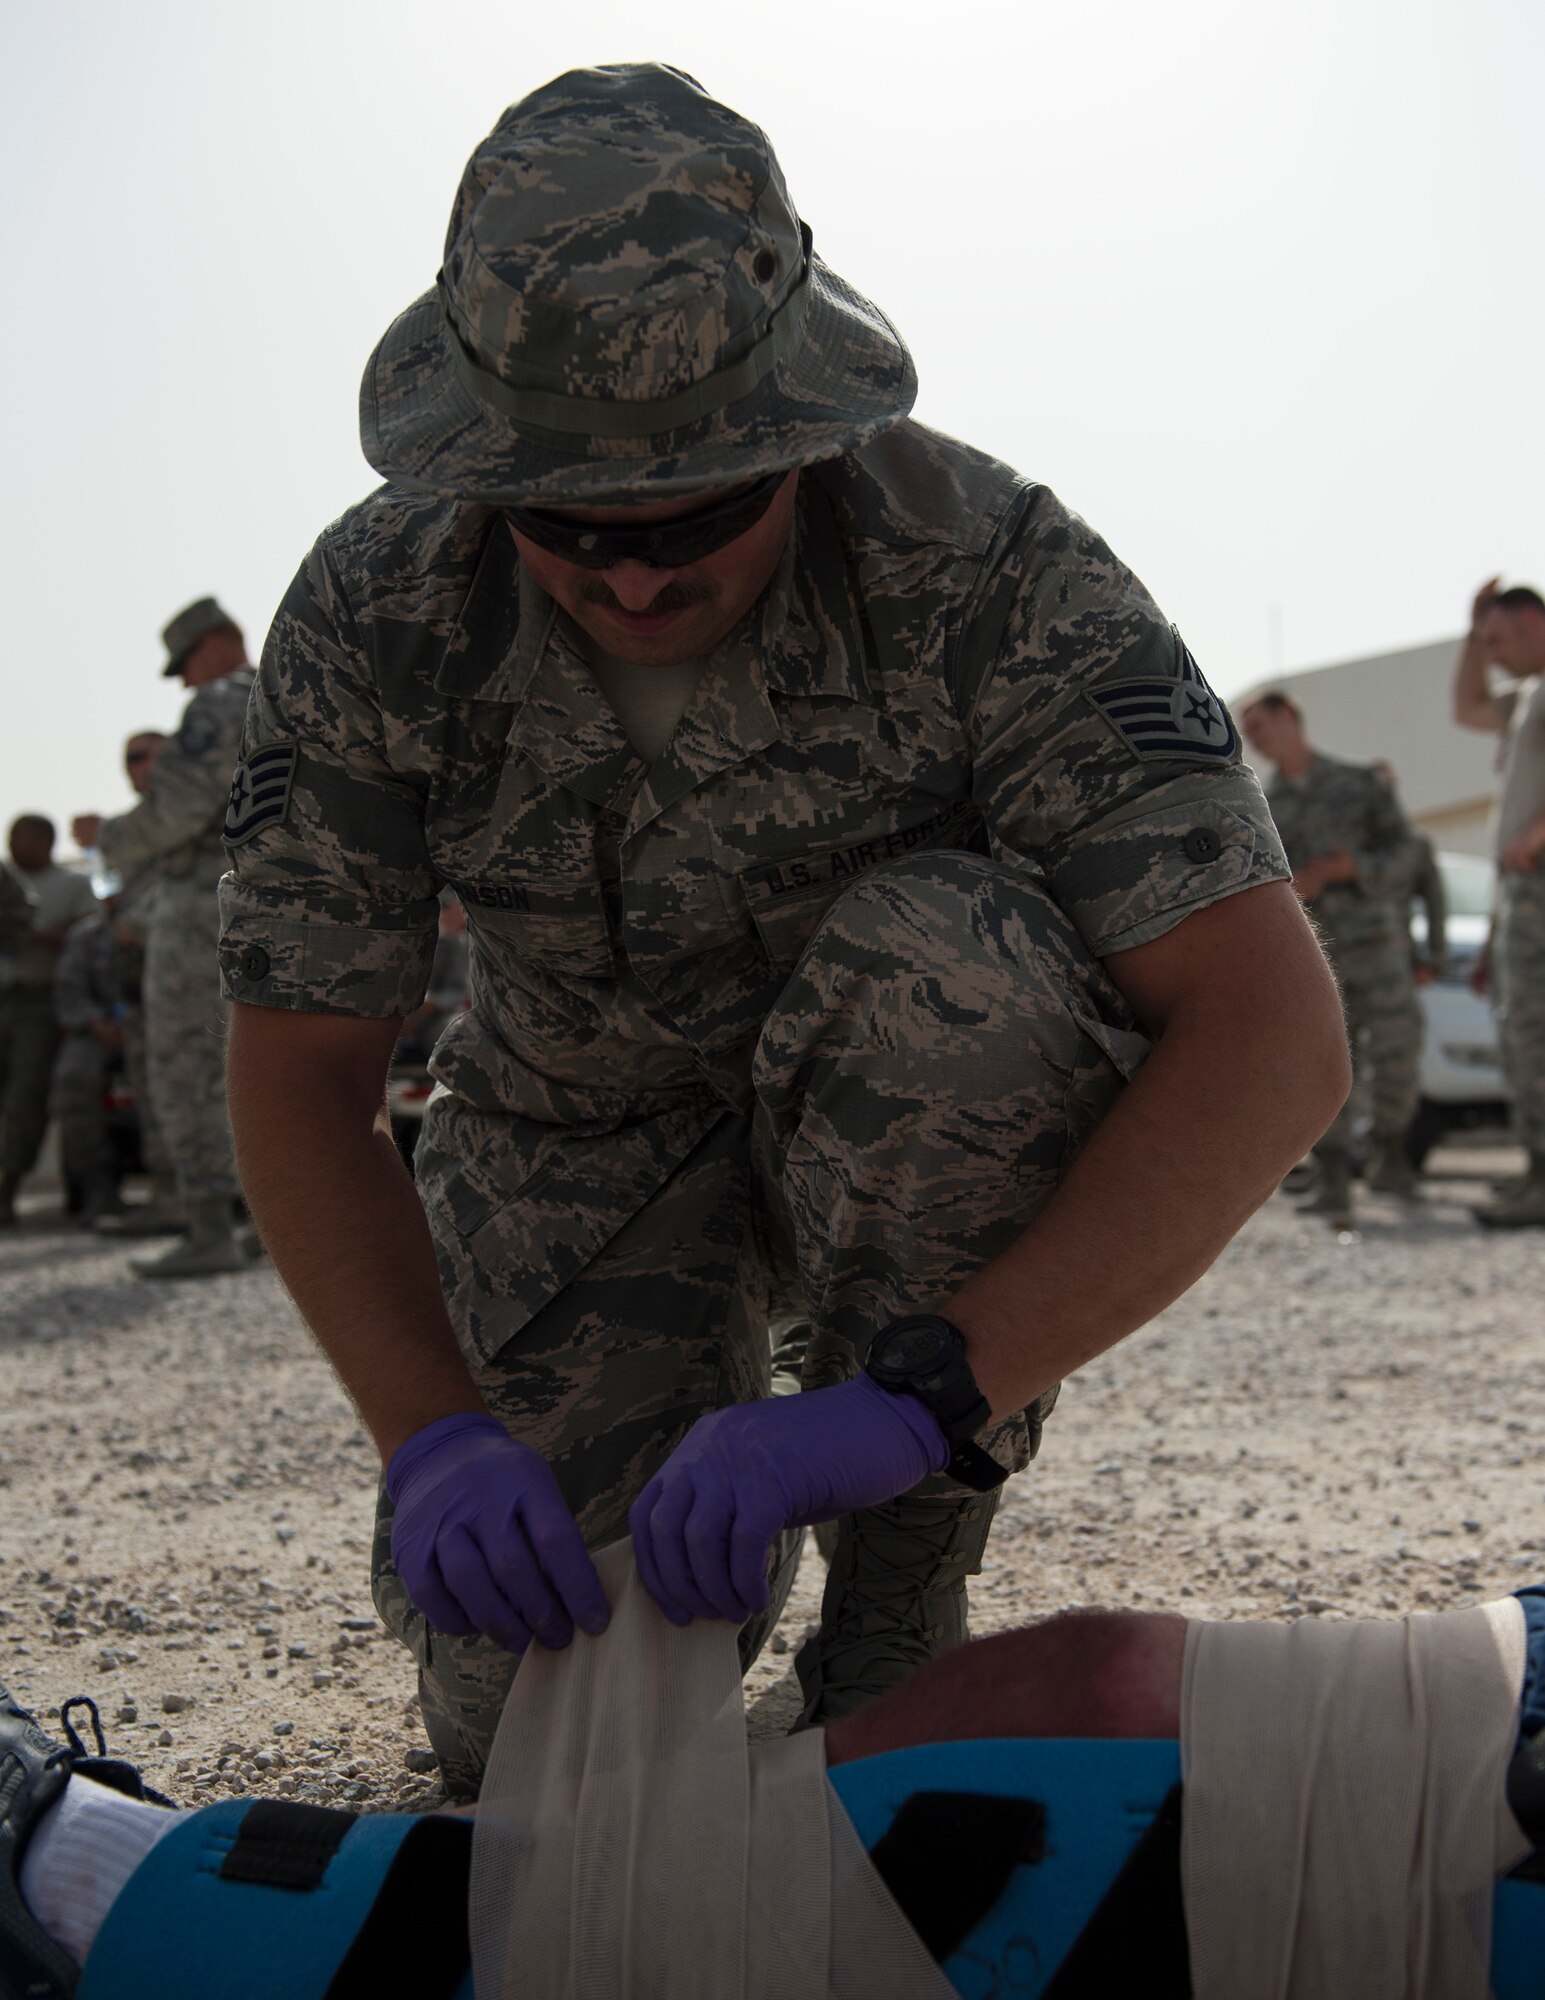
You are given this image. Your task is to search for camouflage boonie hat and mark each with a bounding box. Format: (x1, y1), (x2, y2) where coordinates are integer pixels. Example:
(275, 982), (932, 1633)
(160, 596), (235, 677)
(360, 64), (918, 503)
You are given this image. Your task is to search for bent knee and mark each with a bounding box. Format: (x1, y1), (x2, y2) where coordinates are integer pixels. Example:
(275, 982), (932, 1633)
(826, 1610), (1187, 1767)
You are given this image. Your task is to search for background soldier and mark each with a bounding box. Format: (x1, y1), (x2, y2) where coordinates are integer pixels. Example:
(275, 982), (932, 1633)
(49, 901), (127, 1223)
(0, 815), (98, 1225)
(1241, 693), (1424, 1220)
(94, 733), (182, 1236)
(73, 601), (254, 1276)
(0, 867), (34, 958)
(1452, 578), (1545, 1226)
(218, 65), (1346, 1797)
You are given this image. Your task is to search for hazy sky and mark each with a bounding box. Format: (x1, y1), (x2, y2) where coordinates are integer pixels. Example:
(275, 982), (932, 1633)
(4, 0), (1543, 842)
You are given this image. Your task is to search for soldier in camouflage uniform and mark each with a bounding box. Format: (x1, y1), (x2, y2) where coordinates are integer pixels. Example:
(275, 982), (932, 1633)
(100, 735), (181, 1234)
(75, 603), (255, 1276)
(219, 65), (1346, 1797)
(1241, 693), (1424, 1218)
(49, 905), (126, 1221)
(1454, 580), (1545, 1226)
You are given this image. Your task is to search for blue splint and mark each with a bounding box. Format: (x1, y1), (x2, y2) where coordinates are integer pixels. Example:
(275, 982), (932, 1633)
(78, 1740), (1543, 1998)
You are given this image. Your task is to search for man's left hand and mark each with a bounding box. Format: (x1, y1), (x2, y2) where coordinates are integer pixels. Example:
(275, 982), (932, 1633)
(629, 1375), (949, 1627)
(1501, 821), (1545, 874)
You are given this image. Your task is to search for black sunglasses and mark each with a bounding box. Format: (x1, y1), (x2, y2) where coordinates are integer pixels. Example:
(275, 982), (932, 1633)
(504, 472), (785, 570)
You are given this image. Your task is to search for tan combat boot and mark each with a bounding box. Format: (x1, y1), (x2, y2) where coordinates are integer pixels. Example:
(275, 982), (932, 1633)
(1472, 1155), (1545, 1230)
(1298, 1147), (1354, 1224)
(130, 1197), (248, 1279)
(1366, 1134), (1419, 1199)
(792, 1489), (999, 1728)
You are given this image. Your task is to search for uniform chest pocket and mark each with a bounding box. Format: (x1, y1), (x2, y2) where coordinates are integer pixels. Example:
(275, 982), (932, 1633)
(456, 876), (615, 983)
(738, 801), (986, 973)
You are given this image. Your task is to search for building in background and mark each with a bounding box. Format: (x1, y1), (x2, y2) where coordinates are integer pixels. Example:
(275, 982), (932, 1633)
(1237, 637), (1500, 855)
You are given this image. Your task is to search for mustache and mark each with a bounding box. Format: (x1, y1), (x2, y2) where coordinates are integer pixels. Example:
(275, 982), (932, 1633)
(577, 576), (717, 613)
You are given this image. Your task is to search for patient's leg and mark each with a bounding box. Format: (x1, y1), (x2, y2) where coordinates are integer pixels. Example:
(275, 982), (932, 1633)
(825, 1609), (1187, 1767)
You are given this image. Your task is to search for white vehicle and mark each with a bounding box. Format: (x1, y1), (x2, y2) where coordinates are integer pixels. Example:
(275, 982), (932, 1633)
(1407, 851), (1511, 1165)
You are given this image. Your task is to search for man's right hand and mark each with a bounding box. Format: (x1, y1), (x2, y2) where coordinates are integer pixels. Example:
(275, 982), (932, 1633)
(1470, 576), (1501, 633)
(386, 1413), (610, 1654)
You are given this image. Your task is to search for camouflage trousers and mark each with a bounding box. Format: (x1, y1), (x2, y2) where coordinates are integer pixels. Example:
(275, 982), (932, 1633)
(374, 854), (1150, 1798)
(1495, 870), (1545, 1156)
(0, 987), (60, 1180)
(49, 1032), (115, 1185)
(1318, 932), (1423, 1153)
(143, 876), (238, 1201)
(121, 1003), (169, 1186)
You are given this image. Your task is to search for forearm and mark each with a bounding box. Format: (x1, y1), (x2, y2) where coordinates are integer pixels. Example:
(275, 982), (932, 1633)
(1452, 632), (1501, 731)
(945, 887), (1347, 1419)
(99, 791), (214, 871)
(227, 1008), (488, 1461)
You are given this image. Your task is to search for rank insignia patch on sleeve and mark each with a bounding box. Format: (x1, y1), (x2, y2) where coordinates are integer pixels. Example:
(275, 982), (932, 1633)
(1086, 641), (1240, 763)
(224, 742), (298, 846)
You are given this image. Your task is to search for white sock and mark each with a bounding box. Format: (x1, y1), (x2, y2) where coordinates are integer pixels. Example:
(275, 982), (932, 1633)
(19, 1772), (189, 1968)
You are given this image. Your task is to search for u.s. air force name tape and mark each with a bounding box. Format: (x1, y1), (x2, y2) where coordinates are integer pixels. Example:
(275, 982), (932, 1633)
(1086, 642), (1239, 763)
(224, 742), (298, 846)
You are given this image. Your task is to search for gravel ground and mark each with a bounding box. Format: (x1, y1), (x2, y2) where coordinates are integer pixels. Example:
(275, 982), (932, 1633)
(1, 1138), (1539, 1809)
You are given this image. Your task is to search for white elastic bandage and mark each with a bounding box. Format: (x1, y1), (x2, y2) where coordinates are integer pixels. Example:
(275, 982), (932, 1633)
(469, 1539), (955, 2000)
(1181, 1597), (1532, 2000)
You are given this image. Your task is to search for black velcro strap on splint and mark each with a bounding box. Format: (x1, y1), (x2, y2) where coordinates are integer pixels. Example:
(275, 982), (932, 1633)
(219, 1801), (358, 1891)
(323, 1816), (473, 2000)
(1041, 1782), (1191, 1999)
(867, 1790), (1047, 1964)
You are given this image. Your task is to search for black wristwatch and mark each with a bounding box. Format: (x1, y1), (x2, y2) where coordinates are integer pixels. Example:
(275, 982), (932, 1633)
(865, 1314), (1008, 1493)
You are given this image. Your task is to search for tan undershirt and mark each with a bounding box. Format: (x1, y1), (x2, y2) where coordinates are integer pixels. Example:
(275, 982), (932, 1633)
(1493, 673), (1545, 854)
(588, 650), (706, 765)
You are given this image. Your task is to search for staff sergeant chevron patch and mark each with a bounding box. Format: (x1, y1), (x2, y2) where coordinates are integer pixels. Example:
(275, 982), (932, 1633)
(1086, 641), (1239, 764)
(224, 742), (298, 846)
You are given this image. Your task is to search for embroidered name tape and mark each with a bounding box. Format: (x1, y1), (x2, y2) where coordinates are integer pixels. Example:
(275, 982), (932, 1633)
(1087, 644), (1239, 763)
(224, 742), (298, 846)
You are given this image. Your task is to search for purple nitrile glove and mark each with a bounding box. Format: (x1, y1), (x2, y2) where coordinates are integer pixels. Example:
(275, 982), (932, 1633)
(386, 1413), (610, 1655)
(628, 1374), (950, 1628)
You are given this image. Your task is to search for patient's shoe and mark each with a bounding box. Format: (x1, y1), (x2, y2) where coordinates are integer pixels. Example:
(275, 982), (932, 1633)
(0, 1684), (170, 1998)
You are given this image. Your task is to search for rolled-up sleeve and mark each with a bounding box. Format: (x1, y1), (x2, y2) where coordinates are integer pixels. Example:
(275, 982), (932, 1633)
(960, 486), (1289, 955)
(218, 536), (439, 1018)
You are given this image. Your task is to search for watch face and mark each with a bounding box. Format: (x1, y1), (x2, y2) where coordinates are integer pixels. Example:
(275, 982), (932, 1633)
(877, 1320), (952, 1373)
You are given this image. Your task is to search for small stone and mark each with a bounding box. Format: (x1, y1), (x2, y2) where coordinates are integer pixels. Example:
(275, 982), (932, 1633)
(157, 1728), (173, 1746)
(261, 1646), (280, 1660)
(312, 1670), (336, 1688)
(274, 1528), (295, 1544)
(404, 1748), (437, 1774)
(161, 1693), (194, 1714)
(116, 1703), (138, 1724)
(340, 1617), (375, 1632)
(286, 1643), (309, 1660)
(769, 1633), (789, 1655)
(272, 1721), (294, 1737)
(97, 1649), (121, 1672)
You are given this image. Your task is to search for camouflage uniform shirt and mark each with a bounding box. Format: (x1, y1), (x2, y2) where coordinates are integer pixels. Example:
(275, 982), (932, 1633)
(219, 422), (1288, 1270)
(1264, 751), (1417, 949)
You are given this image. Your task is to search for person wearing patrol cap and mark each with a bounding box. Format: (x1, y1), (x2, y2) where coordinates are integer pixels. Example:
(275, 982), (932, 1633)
(219, 63), (1348, 1795)
(73, 599), (255, 1277)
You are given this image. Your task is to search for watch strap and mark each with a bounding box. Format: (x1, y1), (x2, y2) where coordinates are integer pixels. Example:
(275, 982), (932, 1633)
(944, 1438), (1010, 1493)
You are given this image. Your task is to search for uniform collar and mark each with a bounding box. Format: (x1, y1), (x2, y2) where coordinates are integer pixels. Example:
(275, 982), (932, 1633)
(757, 474), (874, 707)
(432, 515), (530, 704)
(432, 486), (874, 714)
